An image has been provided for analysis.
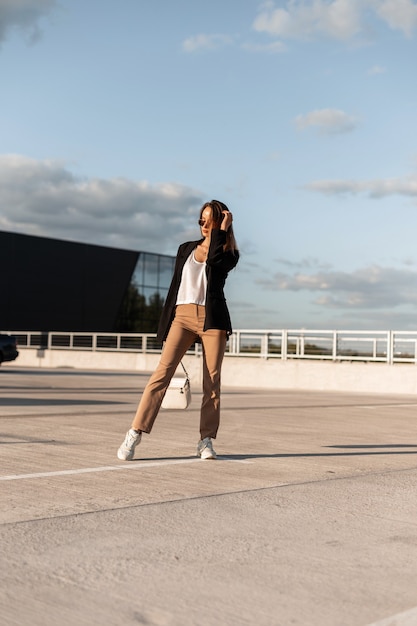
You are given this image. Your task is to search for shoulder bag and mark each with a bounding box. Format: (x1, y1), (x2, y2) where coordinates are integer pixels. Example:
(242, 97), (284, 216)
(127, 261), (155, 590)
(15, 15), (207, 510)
(161, 361), (191, 410)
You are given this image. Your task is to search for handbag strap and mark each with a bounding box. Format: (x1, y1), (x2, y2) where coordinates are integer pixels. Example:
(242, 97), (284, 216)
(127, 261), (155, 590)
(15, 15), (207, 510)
(180, 360), (189, 380)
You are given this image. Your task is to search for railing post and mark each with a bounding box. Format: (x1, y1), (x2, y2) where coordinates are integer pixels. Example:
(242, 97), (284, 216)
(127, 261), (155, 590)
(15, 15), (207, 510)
(235, 331), (240, 356)
(281, 330), (287, 360)
(229, 332), (235, 355)
(261, 333), (269, 359)
(386, 331), (393, 365)
(232, 332), (237, 355)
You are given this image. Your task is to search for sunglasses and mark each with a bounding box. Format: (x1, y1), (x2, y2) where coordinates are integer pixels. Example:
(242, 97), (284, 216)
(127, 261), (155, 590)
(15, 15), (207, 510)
(198, 219), (211, 227)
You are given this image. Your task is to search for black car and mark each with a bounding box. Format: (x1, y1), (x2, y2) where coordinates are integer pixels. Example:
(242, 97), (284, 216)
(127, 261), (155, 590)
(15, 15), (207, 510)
(0, 334), (19, 364)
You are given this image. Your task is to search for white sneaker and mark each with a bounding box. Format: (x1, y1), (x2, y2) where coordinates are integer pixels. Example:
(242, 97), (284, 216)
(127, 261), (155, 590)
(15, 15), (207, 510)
(197, 437), (217, 460)
(117, 429), (141, 461)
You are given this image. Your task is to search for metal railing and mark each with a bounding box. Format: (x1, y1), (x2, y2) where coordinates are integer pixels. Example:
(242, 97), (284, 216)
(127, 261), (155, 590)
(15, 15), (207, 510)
(4, 329), (417, 365)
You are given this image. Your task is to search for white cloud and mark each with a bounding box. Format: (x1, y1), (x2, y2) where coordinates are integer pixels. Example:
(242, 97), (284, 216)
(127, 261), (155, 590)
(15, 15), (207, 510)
(367, 64), (386, 74)
(0, 154), (205, 253)
(372, 0), (417, 37)
(257, 264), (417, 309)
(253, 0), (417, 42)
(253, 0), (364, 41)
(275, 257), (333, 270)
(182, 33), (234, 52)
(241, 40), (286, 53)
(295, 108), (359, 134)
(0, 0), (57, 46)
(181, 2), (417, 57)
(305, 175), (417, 197)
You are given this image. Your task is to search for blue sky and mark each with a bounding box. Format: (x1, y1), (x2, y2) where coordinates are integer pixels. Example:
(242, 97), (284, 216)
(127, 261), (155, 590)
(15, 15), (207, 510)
(1, 0), (417, 330)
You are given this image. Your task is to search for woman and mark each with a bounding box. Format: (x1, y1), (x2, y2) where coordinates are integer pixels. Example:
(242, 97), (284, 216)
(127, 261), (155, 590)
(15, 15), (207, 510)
(117, 199), (239, 461)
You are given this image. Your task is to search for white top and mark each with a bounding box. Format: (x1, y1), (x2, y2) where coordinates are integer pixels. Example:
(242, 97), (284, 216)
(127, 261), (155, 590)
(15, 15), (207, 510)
(176, 250), (207, 306)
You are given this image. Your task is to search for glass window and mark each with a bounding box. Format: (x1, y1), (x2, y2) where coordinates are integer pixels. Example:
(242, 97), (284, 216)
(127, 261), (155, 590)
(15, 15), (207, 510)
(159, 255), (175, 290)
(116, 251), (175, 333)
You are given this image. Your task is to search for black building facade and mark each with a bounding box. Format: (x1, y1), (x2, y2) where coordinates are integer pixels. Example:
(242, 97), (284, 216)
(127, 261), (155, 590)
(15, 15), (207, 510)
(0, 230), (175, 333)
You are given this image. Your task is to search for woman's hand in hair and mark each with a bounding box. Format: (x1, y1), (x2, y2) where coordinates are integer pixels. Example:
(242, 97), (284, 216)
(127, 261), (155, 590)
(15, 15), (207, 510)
(220, 210), (233, 231)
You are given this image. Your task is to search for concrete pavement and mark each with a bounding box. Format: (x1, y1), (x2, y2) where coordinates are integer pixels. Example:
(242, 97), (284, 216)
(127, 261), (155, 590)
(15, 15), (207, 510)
(1, 366), (417, 625)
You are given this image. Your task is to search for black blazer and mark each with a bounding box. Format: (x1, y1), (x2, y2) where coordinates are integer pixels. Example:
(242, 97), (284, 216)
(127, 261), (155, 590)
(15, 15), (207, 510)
(157, 229), (239, 342)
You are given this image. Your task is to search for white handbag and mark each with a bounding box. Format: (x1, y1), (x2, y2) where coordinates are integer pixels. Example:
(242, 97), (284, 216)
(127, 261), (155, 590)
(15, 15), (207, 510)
(161, 361), (191, 410)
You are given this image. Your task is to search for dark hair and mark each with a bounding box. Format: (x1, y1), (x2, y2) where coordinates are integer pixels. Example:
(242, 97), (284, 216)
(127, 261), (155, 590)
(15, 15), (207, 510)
(199, 199), (238, 253)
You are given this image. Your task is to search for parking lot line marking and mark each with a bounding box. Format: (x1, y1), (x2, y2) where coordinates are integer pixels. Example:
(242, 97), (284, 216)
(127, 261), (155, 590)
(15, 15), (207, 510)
(0, 457), (252, 481)
(357, 403), (417, 409)
(366, 605), (417, 625)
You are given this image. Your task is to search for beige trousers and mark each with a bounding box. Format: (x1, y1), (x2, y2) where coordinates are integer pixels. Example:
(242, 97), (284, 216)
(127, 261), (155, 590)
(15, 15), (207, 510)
(131, 304), (227, 439)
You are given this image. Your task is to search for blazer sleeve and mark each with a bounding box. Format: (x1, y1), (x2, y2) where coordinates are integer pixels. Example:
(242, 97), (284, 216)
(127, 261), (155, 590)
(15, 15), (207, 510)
(206, 229), (239, 273)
